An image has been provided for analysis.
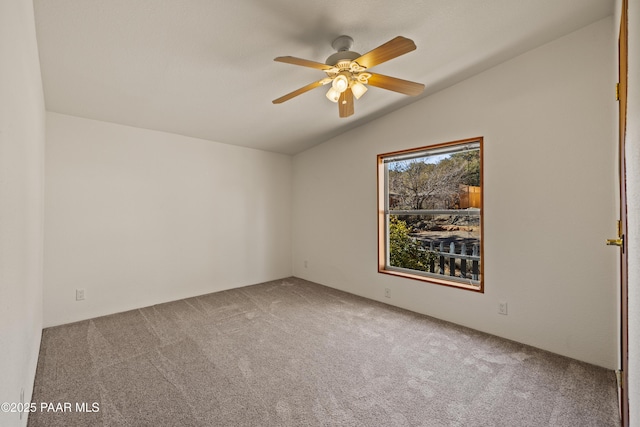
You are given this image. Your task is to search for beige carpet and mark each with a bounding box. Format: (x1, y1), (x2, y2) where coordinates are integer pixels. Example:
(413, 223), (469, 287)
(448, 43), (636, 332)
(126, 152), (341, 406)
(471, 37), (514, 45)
(29, 277), (620, 426)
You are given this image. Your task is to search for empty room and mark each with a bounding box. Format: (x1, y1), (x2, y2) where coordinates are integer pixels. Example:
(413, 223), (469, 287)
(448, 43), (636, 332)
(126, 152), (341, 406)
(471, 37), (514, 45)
(1, 0), (639, 426)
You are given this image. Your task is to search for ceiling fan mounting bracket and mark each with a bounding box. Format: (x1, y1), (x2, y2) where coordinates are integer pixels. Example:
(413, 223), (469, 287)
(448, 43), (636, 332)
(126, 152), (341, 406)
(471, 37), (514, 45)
(326, 35), (362, 67)
(331, 35), (354, 52)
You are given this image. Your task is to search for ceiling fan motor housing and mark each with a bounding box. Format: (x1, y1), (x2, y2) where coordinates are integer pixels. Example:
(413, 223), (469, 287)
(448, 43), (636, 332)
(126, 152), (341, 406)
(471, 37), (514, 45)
(325, 50), (360, 67)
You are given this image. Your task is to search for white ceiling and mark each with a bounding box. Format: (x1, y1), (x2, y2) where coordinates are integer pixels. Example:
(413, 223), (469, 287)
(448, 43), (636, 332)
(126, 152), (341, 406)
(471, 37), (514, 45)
(33, 0), (613, 154)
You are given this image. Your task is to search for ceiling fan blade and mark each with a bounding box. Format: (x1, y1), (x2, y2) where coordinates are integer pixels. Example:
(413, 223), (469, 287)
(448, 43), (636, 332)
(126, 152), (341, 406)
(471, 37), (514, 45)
(338, 88), (354, 118)
(354, 36), (417, 69)
(367, 73), (425, 96)
(274, 56), (334, 71)
(272, 79), (328, 104)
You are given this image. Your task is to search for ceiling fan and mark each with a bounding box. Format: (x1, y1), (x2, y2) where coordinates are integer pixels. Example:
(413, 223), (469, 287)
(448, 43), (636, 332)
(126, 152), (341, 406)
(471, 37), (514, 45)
(272, 35), (425, 118)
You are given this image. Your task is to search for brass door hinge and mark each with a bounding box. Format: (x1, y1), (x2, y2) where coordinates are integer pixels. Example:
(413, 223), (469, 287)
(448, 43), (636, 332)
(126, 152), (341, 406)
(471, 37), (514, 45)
(616, 370), (624, 388)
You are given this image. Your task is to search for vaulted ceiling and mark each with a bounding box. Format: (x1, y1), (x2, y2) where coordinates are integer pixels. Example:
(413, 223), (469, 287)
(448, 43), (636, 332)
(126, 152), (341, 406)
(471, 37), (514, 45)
(33, 0), (613, 154)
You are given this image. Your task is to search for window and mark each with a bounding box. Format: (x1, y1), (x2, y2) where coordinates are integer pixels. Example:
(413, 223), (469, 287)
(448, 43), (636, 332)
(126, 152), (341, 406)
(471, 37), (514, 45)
(377, 137), (483, 291)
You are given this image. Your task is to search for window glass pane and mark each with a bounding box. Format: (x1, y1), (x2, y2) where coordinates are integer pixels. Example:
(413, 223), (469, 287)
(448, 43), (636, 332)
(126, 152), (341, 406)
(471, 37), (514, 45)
(388, 214), (481, 282)
(388, 149), (480, 212)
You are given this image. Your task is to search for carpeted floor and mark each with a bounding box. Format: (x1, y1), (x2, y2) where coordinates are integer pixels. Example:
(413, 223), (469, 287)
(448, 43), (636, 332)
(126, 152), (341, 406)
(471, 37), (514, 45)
(29, 277), (620, 426)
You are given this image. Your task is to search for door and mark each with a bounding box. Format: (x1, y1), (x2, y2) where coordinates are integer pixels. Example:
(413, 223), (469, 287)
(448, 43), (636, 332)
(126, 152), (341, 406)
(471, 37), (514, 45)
(615, 0), (629, 425)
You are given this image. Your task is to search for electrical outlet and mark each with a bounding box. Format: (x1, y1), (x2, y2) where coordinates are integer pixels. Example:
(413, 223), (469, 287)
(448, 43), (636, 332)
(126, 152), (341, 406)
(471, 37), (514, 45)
(304, 260), (308, 268)
(384, 288), (391, 298)
(498, 301), (508, 315)
(76, 289), (85, 301)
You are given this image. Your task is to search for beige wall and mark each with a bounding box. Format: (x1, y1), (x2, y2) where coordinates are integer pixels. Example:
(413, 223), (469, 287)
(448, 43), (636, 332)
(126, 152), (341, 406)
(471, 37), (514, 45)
(0, 1), (46, 426)
(292, 18), (618, 368)
(44, 113), (292, 326)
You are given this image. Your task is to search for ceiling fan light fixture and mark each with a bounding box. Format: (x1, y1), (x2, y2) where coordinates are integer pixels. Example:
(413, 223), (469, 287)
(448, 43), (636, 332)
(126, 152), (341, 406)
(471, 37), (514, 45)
(331, 74), (349, 93)
(351, 81), (368, 99)
(272, 35), (424, 117)
(326, 87), (341, 103)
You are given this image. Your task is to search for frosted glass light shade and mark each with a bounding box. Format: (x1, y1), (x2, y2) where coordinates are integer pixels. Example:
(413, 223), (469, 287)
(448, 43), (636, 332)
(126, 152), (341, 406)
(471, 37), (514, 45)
(326, 87), (340, 102)
(332, 75), (349, 93)
(351, 81), (368, 99)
